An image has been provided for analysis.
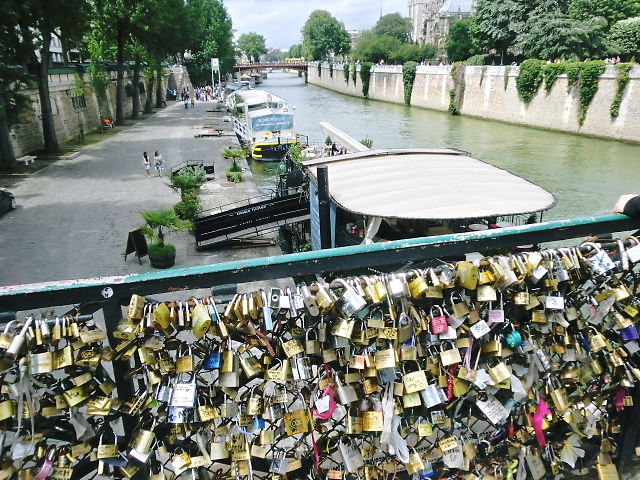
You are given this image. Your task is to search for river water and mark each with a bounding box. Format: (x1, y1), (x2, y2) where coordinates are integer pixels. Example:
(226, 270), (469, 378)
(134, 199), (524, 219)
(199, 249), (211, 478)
(250, 71), (640, 221)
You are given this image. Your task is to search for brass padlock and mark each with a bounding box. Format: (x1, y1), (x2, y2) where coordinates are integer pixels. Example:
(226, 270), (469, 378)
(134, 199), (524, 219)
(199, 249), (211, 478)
(408, 270), (427, 299)
(488, 359), (511, 384)
(456, 261), (478, 290)
(439, 341), (462, 366)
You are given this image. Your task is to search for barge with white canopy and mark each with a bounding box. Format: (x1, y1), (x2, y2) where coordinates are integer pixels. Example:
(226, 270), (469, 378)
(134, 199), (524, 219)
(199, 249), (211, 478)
(302, 147), (556, 249)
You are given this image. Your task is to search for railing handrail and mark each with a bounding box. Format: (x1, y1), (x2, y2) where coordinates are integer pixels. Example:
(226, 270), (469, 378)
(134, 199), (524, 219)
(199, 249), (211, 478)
(0, 214), (638, 312)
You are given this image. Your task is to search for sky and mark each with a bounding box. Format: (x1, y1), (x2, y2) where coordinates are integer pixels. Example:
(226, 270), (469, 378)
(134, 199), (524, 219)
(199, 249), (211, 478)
(224, 0), (409, 50)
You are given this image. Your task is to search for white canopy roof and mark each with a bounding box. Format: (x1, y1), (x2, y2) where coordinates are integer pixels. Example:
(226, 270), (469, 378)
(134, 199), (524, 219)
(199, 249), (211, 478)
(237, 89), (286, 106)
(303, 149), (555, 220)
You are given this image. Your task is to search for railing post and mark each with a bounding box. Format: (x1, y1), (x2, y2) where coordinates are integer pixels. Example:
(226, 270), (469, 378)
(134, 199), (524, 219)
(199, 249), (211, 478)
(317, 165), (331, 250)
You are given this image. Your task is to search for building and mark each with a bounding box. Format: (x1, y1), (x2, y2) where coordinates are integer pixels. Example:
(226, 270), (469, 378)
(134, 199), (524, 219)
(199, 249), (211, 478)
(408, 0), (475, 49)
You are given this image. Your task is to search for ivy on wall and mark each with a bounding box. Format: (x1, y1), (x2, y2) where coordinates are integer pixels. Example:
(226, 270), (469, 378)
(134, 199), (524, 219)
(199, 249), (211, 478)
(343, 64), (350, 84)
(360, 62), (373, 98)
(317, 63), (322, 78)
(611, 63), (633, 118)
(516, 59), (545, 103)
(517, 59), (607, 125)
(448, 62), (466, 115)
(402, 61), (418, 106)
(352, 64), (357, 84)
(329, 62), (333, 78)
(504, 66), (511, 89)
(577, 61), (606, 125)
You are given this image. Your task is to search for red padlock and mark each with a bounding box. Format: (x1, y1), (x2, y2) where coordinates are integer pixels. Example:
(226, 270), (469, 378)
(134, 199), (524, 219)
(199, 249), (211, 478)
(430, 306), (449, 335)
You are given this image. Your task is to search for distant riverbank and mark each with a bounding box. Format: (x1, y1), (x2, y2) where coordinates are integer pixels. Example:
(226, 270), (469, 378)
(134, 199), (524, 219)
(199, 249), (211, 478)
(308, 62), (640, 144)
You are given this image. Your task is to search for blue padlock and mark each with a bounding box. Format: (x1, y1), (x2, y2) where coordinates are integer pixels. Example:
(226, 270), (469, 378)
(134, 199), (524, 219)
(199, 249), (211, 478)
(203, 352), (222, 370)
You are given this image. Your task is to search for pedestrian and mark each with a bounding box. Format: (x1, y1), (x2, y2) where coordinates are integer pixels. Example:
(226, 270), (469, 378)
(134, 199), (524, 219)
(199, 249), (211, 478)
(184, 96), (189, 109)
(613, 194), (640, 218)
(190, 96), (195, 108)
(142, 152), (151, 178)
(154, 151), (165, 177)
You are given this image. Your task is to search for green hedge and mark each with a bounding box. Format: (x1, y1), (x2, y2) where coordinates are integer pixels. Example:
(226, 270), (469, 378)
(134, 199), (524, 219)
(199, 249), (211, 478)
(343, 64), (350, 84)
(516, 59), (545, 103)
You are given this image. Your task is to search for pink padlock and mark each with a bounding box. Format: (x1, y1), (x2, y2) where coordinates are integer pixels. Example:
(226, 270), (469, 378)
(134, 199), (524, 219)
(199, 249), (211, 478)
(430, 306), (449, 335)
(32, 446), (57, 480)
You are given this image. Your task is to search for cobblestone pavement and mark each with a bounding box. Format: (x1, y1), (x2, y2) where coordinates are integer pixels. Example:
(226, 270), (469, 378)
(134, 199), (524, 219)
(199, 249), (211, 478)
(0, 100), (281, 287)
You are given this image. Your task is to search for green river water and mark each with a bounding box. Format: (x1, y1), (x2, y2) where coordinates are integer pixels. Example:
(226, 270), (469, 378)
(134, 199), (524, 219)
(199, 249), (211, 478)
(249, 71), (640, 221)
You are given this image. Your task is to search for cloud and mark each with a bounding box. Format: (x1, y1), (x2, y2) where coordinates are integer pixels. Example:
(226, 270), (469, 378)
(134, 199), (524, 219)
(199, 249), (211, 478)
(224, 0), (408, 50)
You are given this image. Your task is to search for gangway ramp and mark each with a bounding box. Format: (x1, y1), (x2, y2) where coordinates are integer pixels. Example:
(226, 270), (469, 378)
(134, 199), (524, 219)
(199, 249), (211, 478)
(195, 192), (309, 249)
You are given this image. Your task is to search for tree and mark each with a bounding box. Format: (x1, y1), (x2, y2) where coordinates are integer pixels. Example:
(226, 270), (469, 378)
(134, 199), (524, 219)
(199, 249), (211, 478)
(570, 0), (640, 29)
(185, 0), (235, 86)
(518, 15), (610, 60)
(389, 43), (436, 63)
(353, 31), (402, 63)
(609, 17), (640, 58)
(288, 44), (303, 58)
(0, 1), (34, 169)
(15, 0), (90, 153)
(237, 32), (267, 62)
(372, 13), (412, 42)
(446, 18), (478, 62)
(474, 0), (524, 62)
(302, 10), (351, 60)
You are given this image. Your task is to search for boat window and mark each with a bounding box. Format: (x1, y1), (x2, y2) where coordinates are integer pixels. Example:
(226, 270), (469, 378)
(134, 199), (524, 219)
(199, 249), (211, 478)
(250, 113), (294, 132)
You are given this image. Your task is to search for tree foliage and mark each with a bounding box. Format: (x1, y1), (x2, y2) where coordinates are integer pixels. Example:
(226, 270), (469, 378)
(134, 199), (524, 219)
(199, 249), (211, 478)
(353, 30), (435, 63)
(518, 15), (610, 60)
(609, 17), (640, 58)
(372, 13), (412, 42)
(474, 0), (525, 59)
(569, 0), (640, 29)
(302, 10), (351, 60)
(446, 18), (478, 62)
(185, 0), (235, 85)
(288, 44), (303, 58)
(238, 32), (267, 62)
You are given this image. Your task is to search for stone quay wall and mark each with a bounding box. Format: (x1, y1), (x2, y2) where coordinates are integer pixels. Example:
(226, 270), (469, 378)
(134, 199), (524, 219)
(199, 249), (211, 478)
(308, 63), (640, 143)
(10, 65), (192, 158)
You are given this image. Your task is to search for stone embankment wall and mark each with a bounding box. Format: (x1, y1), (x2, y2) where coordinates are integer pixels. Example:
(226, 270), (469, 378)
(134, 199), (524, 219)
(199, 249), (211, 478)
(308, 63), (640, 143)
(10, 65), (191, 158)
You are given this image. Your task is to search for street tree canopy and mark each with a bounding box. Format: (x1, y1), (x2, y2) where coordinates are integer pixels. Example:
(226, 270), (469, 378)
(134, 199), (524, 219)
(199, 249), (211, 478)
(238, 32), (267, 62)
(288, 44), (303, 58)
(446, 18), (478, 62)
(302, 10), (351, 60)
(609, 17), (640, 58)
(569, 0), (640, 29)
(518, 15), (609, 60)
(372, 13), (412, 42)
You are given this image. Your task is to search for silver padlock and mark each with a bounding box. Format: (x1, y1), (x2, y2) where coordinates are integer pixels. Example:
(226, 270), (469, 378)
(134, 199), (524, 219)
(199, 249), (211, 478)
(300, 283), (320, 317)
(334, 279), (367, 317)
(386, 274), (406, 298)
(420, 384), (446, 408)
(170, 373), (196, 408)
(339, 437), (364, 472)
(269, 450), (288, 474)
(583, 242), (616, 275)
(291, 355), (312, 381)
(167, 406), (190, 424)
(335, 374), (358, 404)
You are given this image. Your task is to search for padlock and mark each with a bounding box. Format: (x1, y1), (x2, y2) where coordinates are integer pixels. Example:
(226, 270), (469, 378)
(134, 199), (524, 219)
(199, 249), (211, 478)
(269, 449), (288, 474)
(196, 392), (219, 422)
(429, 305), (449, 335)
(175, 343), (194, 373)
(334, 279), (367, 317)
(589, 327), (607, 353)
(548, 379), (571, 414)
(283, 407), (312, 436)
(129, 416), (156, 462)
(98, 430), (126, 466)
(170, 372), (196, 408)
(191, 300), (212, 339)
(408, 269), (428, 299)
(450, 292), (471, 318)
(312, 282), (336, 313)
(219, 395), (239, 418)
(487, 359), (511, 384)
(425, 268), (444, 298)
(305, 328), (321, 355)
(583, 242), (616, 275)
(32, 446), (57, 480)
(291, 355), (312, 381)
(332, 317), (355, 339)
(420, 384), (446, 408)
(346, 406), (363, 434)
(335, 373), (358, 404)
(239, 351), (264, 380)
(338, 437), (364, 472)
(246, 387), (264, 416)
(402, 360), (428, 393)
(439, 341), (462, 366)
(477, 284), (497, 302)
(620, 325), (640, 342)
(406, 447), (425, 475)
(456, 261), (478, 290)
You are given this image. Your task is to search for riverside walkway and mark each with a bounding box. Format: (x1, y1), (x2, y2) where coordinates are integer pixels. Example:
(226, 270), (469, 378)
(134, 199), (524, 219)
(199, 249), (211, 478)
(0, 101), (280, 287)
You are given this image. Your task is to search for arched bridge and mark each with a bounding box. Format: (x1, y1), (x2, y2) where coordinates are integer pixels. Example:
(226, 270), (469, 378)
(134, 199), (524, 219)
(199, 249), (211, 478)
(234, 62), (308, 73)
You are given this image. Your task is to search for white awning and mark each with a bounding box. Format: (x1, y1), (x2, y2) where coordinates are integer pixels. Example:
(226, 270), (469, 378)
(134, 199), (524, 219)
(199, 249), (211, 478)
(303, 149), (556, 220)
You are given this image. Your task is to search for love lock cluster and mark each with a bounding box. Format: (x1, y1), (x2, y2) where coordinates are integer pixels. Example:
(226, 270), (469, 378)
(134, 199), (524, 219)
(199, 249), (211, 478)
(1, 239), (640, 480)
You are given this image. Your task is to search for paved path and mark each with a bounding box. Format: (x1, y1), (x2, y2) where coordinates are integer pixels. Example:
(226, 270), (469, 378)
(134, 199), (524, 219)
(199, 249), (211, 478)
(0, 101), (281, 287)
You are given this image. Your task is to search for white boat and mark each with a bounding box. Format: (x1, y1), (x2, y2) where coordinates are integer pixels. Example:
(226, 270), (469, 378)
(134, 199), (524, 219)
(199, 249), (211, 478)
(231, 89), (298, 161)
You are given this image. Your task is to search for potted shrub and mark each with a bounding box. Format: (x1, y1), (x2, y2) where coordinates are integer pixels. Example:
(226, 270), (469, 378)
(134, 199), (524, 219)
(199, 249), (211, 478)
(140, 209), (191, 269)
(169, 165), (206, 199)
(223, 148), (246, 182)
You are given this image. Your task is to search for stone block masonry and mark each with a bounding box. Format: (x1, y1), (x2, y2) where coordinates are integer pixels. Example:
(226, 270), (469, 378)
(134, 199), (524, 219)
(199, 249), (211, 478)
(309, 63), (640, 144)
(9, 65), (191, 158)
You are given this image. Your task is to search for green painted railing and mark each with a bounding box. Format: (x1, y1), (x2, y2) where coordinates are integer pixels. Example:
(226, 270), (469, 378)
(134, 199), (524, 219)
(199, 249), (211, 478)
(0, 214), (637, 312)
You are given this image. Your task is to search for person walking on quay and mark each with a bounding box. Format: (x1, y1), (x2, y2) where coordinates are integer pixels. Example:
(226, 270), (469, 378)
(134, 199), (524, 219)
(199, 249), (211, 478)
(190, 96), (195, 108)
(142, 152), (151, 178)
(154, 151), (165, 177)
(184, 95), (189, 109)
